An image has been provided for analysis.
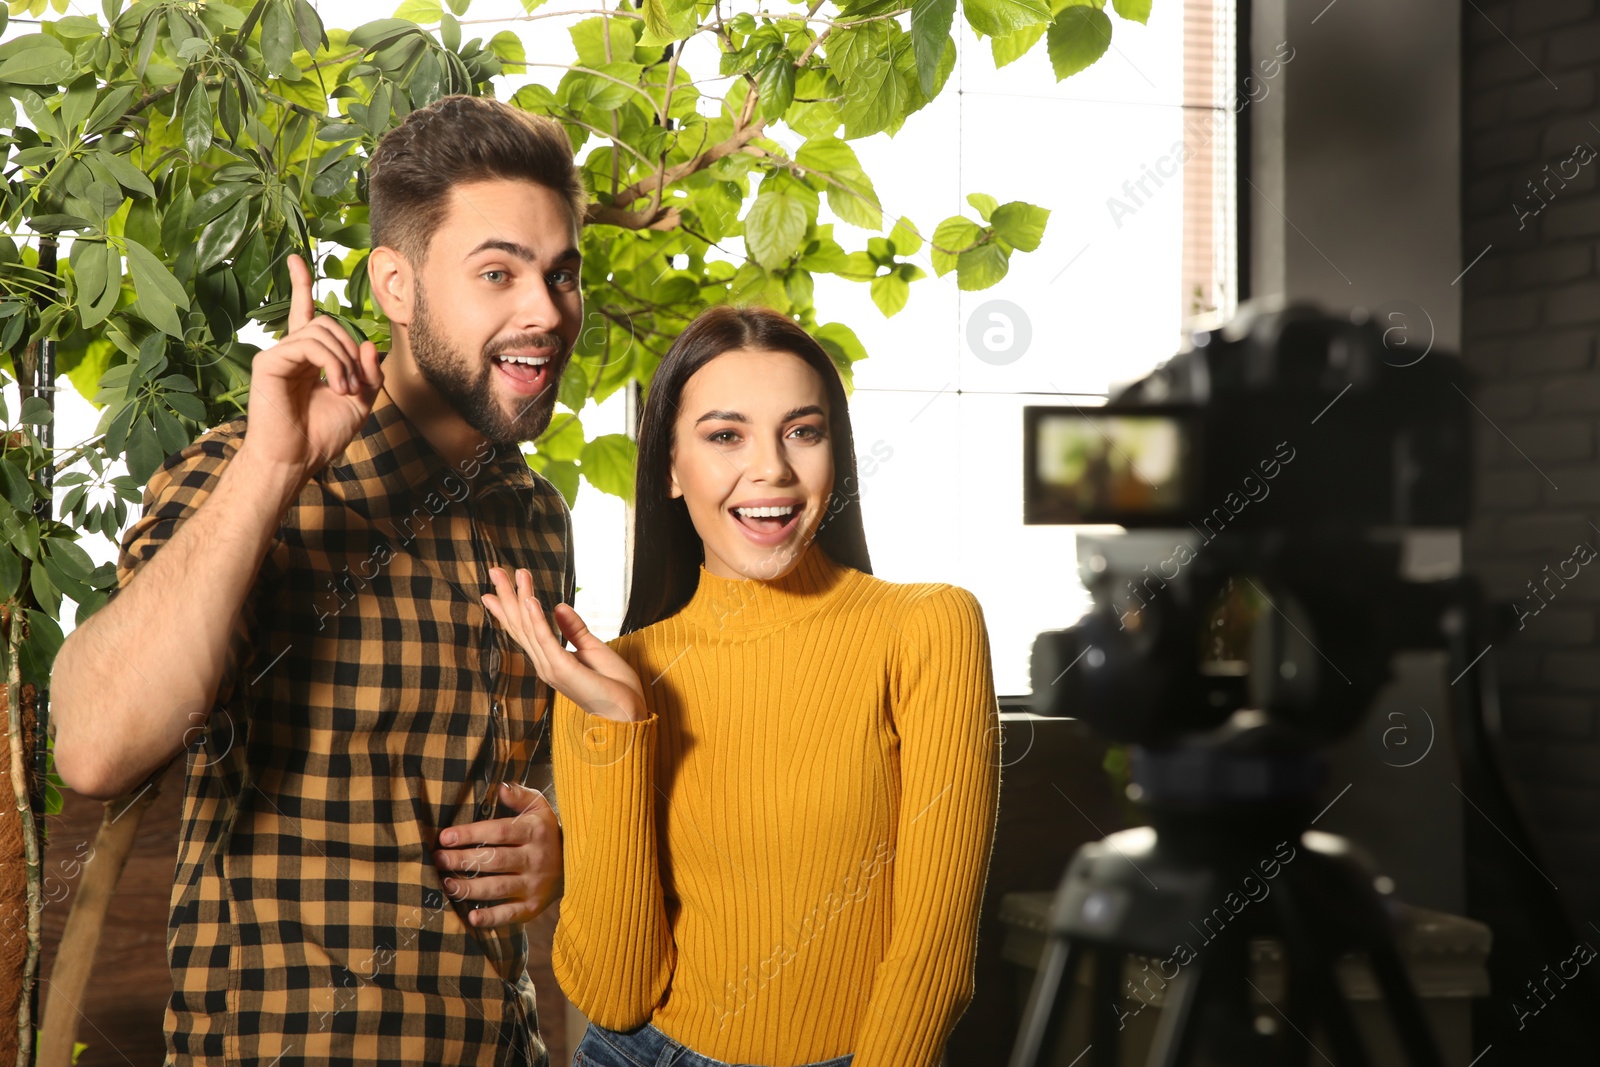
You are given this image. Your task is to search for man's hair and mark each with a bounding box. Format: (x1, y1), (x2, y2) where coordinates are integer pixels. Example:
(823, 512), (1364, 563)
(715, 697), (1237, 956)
(367, 94), (588, 264)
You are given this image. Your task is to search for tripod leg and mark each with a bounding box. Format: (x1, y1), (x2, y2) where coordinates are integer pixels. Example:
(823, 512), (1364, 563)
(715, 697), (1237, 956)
(1011, 938), (1086, 1067)
(1147, 961), (1204, 1067)
(1092, 949), (1123, 1067)
(1274, 881), (1372, 1067)
(1366, 938), (1445, 1067)
(1278, 943), (1318, 1067)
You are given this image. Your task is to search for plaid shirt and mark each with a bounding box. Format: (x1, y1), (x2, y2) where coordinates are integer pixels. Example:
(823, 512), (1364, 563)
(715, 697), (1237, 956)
(108, 382), (572, 1067)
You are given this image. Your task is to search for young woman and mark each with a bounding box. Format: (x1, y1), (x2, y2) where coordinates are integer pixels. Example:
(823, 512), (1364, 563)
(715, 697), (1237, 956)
(482, 305), (1000, 1067)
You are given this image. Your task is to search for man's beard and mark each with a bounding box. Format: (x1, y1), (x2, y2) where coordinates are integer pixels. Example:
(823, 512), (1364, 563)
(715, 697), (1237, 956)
(408, 283), (567, 447)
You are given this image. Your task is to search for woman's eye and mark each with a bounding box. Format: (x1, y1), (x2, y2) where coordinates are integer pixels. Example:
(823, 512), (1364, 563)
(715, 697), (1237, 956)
(708, 430), (739, 444)
(790, 424), (824, 440)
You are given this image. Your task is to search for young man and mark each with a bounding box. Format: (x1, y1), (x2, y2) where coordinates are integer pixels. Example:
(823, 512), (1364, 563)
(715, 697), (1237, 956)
(49, 95), (586, 1066)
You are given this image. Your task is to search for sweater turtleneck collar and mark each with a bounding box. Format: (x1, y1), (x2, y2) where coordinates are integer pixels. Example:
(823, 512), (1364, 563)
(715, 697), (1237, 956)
(677, 541), (852, 632)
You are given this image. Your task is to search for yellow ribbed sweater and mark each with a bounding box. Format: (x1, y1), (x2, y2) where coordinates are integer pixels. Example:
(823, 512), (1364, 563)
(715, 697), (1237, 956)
(550, 544), (1000, 1067)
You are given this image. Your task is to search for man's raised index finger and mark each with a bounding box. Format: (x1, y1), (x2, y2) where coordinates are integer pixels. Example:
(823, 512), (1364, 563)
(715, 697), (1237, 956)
(287, 253), (314, 332)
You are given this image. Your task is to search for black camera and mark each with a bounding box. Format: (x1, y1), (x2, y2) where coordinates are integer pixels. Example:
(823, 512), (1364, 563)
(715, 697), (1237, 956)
(1023, 303), (1472, 751)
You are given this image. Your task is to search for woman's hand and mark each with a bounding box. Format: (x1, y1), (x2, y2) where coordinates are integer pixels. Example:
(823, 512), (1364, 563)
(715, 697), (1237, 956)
(482, 567), (647, 723)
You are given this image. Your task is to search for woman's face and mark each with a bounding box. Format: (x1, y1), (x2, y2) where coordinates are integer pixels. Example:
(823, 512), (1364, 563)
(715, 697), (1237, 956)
(669, 347), (835, 581)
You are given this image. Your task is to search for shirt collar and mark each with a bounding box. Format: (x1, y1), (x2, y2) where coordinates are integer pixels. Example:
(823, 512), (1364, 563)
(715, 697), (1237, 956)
(322, 383), (537, 524)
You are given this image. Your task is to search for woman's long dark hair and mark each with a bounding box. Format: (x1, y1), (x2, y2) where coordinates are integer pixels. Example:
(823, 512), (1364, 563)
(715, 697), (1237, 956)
(621, 306), (873, 634)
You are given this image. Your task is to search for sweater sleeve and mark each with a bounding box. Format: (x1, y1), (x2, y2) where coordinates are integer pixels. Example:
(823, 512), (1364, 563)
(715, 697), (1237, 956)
(549, 687), (676, 1027)
(853, 585), (1001, 1067)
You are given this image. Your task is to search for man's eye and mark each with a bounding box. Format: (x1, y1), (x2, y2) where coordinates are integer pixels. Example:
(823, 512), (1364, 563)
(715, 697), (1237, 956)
(549, 269), (579, 287)
(483, 270), (508, 284)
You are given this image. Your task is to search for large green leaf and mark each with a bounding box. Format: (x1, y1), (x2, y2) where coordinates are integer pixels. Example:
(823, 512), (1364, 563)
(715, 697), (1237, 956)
(489, 29), (526, 72)
(990, 23), (1045, 67)
(990, 201), (1050, 250)
(869, 272), (909, 316)
(756, 55), (795, 120)
(1048, 6), (1112, 80)
(641, 0), (696, 44)
(293, 0), (327, 51)
(930, 215), (983, 276)
(1112, 0), (1151, 23)
(393, 0), (442, 21)
(536, 415), (586, 461)
(569, 15), (636, 67)
(73, 241), (110, 320)
(888, 216), (923, 256)
(957, 239), (1010, 290)
(94, 150), (157, 198)
(125, 239), (191, 337)
(82, 249), (123, 328)
(183, 83), (214, 158)
(744, 181), (813, 269)
(830, 24), (911, 138)
(196, 197), (251, 271)
(579, 434), (636, 504)
(0, 37), (73, 85)
(963, 0), (1051, 38)
(909, 0), (956, 95)
(796, 137), (881, 231)
(261, 0), (297, 75)
(0, 546), (19, 601)
(531, 455), (580, 507)
(83, 85), (136, 136)
(813, 322), (867, 390)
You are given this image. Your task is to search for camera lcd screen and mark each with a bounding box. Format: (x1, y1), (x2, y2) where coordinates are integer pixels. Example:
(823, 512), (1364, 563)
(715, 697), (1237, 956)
(1024, 410), (1193, 525)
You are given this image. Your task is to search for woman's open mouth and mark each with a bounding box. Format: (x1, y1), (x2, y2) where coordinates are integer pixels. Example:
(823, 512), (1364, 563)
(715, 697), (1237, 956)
(730, 502), (803, 546)
(492, 352), (557, 397)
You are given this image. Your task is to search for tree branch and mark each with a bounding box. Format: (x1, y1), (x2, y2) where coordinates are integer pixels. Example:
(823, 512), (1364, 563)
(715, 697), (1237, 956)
(608, 115), (768, 211)
(585, 202), (684, 230)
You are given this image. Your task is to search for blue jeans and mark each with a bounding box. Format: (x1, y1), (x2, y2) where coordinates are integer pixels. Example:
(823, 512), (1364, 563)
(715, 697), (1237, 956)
(573, 1021), (853, 1067)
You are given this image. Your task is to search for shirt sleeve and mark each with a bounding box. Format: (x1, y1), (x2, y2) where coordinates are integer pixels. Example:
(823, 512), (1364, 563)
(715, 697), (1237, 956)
(107, 423), (273, 712)
(548, 680), (675, 1028)
(852, 584), (1001, 1067)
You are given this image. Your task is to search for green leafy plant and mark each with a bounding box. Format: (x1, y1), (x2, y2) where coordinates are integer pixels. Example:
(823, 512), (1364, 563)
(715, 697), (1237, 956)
(0, 0), (1148, 690)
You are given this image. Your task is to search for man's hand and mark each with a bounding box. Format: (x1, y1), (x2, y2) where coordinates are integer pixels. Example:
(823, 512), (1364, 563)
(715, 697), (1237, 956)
(433, 782), (562, 929)
(240, 253), (383, 477)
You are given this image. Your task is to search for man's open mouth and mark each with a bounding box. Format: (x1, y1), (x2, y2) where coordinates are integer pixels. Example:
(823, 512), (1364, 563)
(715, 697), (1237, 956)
(492, 352), (557, 396)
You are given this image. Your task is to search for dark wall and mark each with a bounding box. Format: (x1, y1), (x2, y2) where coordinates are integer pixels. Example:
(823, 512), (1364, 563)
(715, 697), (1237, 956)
(1462, 0), (1600, 926)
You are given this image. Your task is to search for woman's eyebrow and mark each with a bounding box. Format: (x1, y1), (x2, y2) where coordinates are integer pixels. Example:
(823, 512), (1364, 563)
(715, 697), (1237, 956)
(695, 409), (747, 425)
(694, 405), (826, 425)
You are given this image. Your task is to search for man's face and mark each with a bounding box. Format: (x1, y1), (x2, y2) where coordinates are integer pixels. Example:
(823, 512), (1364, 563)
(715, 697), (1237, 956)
(407, 179), (583, 445)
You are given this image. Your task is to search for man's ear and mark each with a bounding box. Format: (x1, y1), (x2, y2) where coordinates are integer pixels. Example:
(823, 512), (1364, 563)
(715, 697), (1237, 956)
(368, 245), (416, 327)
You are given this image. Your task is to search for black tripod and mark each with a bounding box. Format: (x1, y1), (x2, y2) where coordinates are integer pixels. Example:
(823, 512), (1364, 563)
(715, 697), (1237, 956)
(1008, 741), (1447, 1067)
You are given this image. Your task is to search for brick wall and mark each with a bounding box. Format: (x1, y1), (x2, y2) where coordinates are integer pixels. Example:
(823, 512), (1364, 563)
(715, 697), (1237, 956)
(1463, 0), (1600, 926)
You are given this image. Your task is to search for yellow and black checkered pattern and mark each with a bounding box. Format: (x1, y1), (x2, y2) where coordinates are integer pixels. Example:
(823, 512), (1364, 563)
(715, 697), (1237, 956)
(111, 383), (571, 1066)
